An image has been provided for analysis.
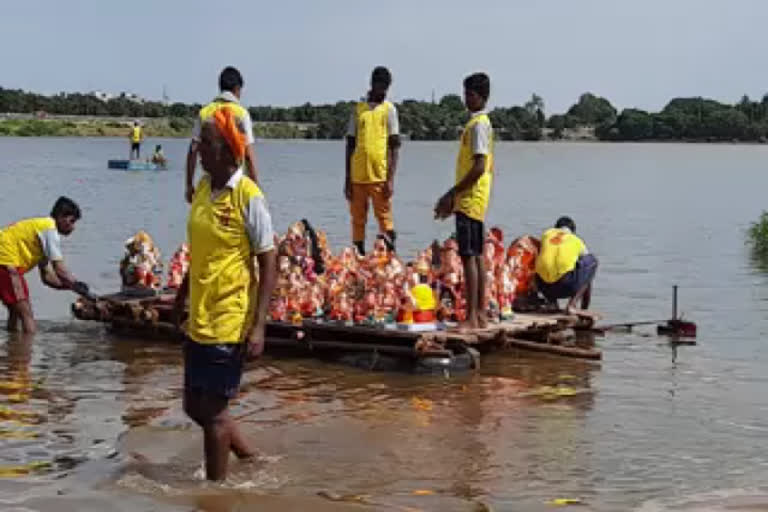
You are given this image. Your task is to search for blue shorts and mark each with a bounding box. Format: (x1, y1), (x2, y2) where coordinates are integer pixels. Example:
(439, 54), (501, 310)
(184, 341), (244, 399)
(537, 254), (598, 302)
(456, 212), (484, 257)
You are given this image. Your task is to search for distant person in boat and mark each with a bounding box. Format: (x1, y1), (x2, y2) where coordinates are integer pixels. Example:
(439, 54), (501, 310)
(129, 121), (143, 159)
(173, 107), (276, 481)
(535, 216), (598, 313)
(434, 72), (495, 332)
(151, 145), (166, 167)
(0, 197), (90, 333)
(345, 66), (401, 255)
(186, 66), (258, 203)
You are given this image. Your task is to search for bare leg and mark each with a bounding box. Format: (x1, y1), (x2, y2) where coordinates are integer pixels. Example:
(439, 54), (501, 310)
(203, 413), (232, 481)
(6, 306), (18, 332)
(458, 255), (479, 331)
(185, 390), (255, 481)
(580, 283), (592, 310)
(9, 301), (35, 334)
(229, 422), (256, 459)
(476, 257), (487, 328)
(566, 282), (592, 313)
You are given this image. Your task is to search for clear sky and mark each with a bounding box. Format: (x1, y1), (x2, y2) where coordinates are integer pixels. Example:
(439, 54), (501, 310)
(3, 0), (766, 114)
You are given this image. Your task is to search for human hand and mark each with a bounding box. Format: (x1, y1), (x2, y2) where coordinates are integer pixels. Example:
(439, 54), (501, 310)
(246, 327), (266, 360)
(344, 181), (352, 201)
(71, 281), (95, 299)
(383, 180), (394, 199)
(434, 191), (454, 220)
(171, 299), (185, 330)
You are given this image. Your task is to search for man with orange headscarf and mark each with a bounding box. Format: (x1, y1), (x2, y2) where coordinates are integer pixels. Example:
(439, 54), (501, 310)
(174, 106), (276, 481)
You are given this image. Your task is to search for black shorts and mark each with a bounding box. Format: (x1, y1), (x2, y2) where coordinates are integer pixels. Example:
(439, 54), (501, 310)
(184, 340), (244, 399)
(455, 212), (484, 257)
(131, 142), (140, 151)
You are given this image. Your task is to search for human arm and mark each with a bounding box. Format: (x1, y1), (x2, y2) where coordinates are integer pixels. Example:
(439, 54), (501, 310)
(244, 195), (277, 358)
(38, 260), (77, 290)
(344, 109), (356, 200)
(241, 112), (259, 182)
(345, 137), (355, 200)
(172, 273), (189, 329)
(185, 140), (199, 203)
(247, 249), (277, 358)
(435, 120), (490, 217)
(245, 144), (258, 183)
(384, 104), (401, 198)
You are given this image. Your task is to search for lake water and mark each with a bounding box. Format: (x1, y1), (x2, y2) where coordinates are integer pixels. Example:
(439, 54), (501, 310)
(1, 137), (768, 511)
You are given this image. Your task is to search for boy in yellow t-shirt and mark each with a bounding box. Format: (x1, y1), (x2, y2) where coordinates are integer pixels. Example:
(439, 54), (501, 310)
(0, 197), (89, 333)
(434, 73), (494, 331)
(535, 216), (598, 313)
(345, 66), (401, 255)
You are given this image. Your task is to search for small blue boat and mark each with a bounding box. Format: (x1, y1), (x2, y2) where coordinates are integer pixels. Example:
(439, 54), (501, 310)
(108, 160), (167, 171)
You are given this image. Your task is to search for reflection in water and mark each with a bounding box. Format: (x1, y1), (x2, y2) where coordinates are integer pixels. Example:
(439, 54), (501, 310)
(111, 351), (598, 511)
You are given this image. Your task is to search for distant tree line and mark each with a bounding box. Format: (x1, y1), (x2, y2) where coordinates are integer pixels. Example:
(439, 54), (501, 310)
(3, 85), (768, 142)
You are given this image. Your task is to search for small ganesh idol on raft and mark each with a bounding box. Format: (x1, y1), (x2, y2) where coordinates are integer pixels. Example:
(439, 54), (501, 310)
(166, 243), (190, 289)
(120, 231), (163, 291)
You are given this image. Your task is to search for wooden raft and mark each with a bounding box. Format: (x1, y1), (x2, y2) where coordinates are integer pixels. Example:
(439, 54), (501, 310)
(71, 292), (602, 361)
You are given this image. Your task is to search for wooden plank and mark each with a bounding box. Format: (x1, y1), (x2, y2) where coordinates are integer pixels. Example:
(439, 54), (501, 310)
(504, 336), (601, 360)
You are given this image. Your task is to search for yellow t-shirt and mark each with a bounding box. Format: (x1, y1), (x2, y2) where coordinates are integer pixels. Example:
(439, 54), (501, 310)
(351, 101), (393, 184)
(131, 126), (142, 143)
(535, 228), (587, 284)
(0, 217), (60, 273)
(454, 112), (494, 221)
(187, 174), (268, 344)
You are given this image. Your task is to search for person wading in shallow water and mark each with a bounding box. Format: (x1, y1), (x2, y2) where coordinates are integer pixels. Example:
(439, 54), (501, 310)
(174, 105), (277, 481)
(0, 197), (90, 333)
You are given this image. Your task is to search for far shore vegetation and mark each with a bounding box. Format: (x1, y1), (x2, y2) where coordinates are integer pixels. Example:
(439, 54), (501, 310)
(748, 211), (768, 270)
(3, 86), (768, 142)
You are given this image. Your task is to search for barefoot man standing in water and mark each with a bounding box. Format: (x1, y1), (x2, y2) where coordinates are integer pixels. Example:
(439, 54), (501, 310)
(174, 103), (277, 481)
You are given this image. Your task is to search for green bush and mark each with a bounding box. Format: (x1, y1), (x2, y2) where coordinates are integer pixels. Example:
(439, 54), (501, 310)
(748, 211), (768, 264)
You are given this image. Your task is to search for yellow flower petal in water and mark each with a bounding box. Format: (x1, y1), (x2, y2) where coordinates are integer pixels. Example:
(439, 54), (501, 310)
(0, 461), (51, 478)
(549, 497), (582, 506)
(412, 489), (436, 496)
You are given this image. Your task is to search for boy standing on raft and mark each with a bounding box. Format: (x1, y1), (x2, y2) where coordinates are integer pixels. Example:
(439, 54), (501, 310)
(434, 73), (494, 331)
(345, 66), (401, 255)
(186, 66), (259, 203)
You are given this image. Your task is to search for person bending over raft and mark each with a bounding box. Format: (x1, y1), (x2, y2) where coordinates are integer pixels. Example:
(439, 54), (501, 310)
(534, 216), (598, 313)
(0, 197), (90, 333)
(173, 106), (277, 481)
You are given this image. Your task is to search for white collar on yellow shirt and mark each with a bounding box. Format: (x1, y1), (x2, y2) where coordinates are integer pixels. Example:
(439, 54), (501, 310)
(215, 91), (240, 104)
(210, 168), (244, 199)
